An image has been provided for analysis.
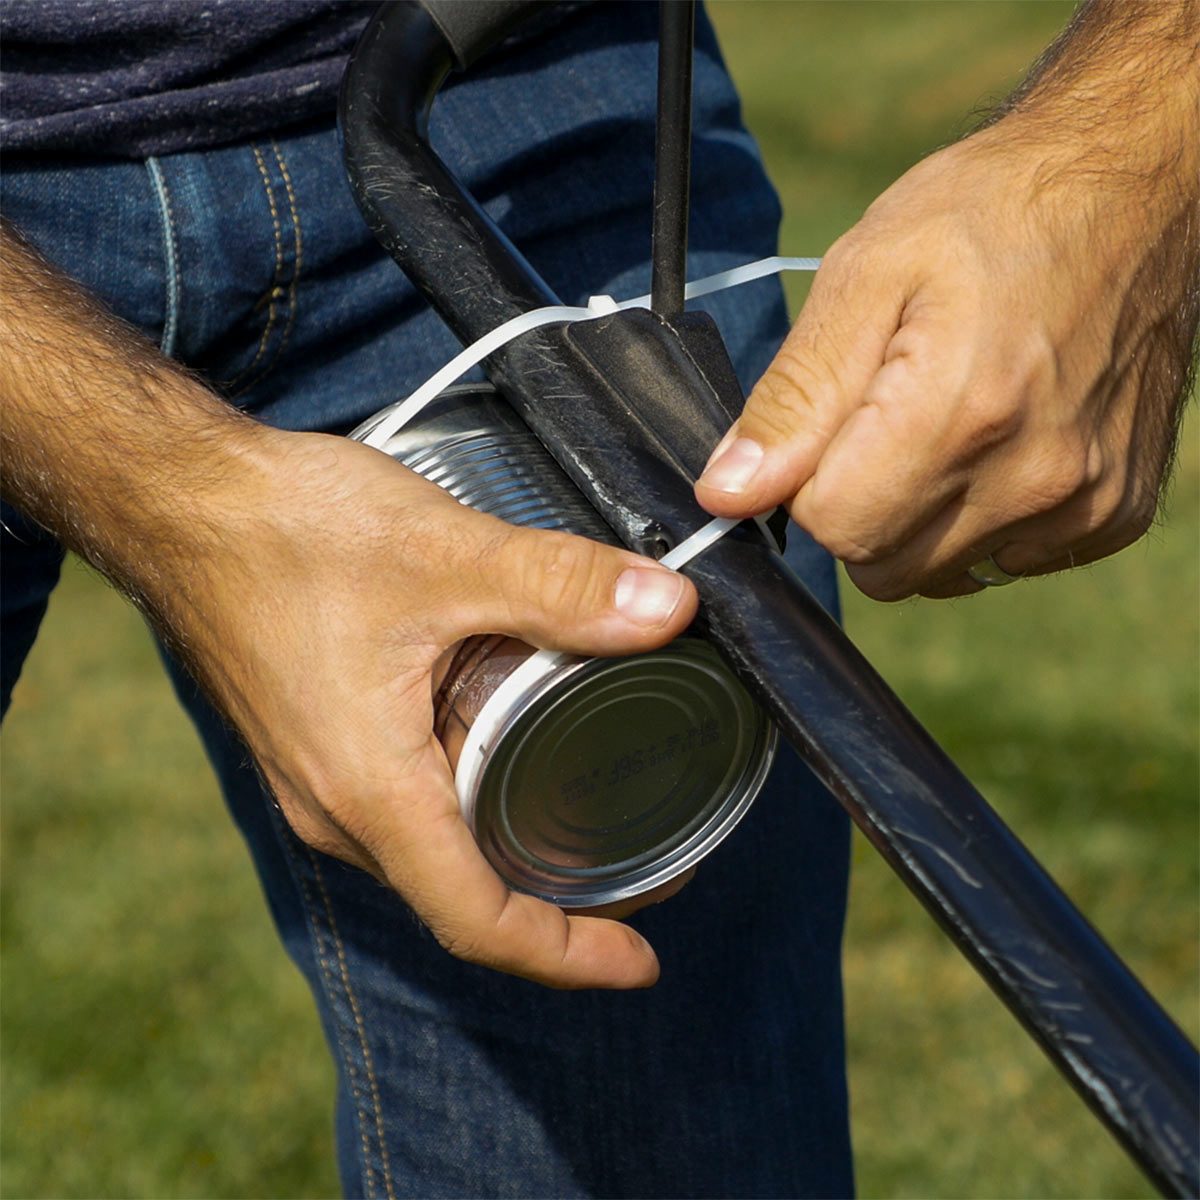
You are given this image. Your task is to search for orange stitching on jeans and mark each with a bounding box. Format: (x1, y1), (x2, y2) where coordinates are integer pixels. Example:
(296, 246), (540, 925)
(305, 847), (397, 1200)
(222, 144), (284, 390)
(274, 815), (380, 1198)
(270, 140), (303, 364)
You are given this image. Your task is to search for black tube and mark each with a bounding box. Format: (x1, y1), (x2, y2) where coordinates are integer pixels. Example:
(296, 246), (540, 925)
(650, 0), (695, 318)
(338, 5), (1200, 1194)
(338, 6), (557, 326)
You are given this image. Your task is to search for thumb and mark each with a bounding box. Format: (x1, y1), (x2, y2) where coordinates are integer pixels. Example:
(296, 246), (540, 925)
(695, 240), (905, 517)
(448, 516), (699, 657)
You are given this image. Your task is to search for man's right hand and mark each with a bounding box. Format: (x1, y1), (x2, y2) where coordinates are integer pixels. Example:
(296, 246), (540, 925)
(1, 223), (696, 990)
(167, 429), (697, 989)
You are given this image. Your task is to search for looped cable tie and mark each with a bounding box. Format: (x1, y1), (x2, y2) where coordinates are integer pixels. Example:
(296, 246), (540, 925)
(361, 254), (821, 571)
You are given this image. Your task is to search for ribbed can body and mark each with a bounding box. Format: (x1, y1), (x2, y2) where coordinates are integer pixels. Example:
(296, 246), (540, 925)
(359, 384), (613, 540)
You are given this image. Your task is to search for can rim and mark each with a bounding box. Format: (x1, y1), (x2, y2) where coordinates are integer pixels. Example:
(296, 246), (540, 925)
(454, 647), (580, 822)
(455, 645), (779, 907)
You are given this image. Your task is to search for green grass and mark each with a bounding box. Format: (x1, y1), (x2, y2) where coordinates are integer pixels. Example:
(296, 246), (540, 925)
(3, 3), (1197, 1197)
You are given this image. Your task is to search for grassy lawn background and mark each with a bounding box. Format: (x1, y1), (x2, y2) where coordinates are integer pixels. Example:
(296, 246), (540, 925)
(3, 3), (1196, 1197)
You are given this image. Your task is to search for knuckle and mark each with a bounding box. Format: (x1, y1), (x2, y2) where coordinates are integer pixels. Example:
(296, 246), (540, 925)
(1082, 438), (1107, 489)
(524, 531), (603, 615)
(418, 516), (504, 633)
(749, 340), (848, 447)
(1087, 473), (1129, 530)
(802, 483), (886, 565)
(748, 359), (820, 441)
(1039, 456), (1090, 510)
(1013, 440), (1095, 515)
(435, 927), (473, 960)
(334, 800), (396, 859)
(959, 391), (1023, 452)
(993, 331), (1058, 404)
(451, 514), (504, 575)
(811, 518), (882, 565)
(434, 924), (490, 967)
(821, 530), (880, 566)
(382, 488), (470, 584)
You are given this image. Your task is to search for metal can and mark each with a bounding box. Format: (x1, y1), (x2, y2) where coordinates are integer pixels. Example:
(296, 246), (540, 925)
(352, 385), (777, 908)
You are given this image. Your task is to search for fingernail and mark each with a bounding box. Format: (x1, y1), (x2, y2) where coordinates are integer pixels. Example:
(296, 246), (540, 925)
(703, 426), (739, 473)
(698, 437), (764, 493)
(614, 567), (685, 627)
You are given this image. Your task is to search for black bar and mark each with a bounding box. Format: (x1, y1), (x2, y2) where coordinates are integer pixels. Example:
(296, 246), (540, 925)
(650, 0), (695, 319)
(338, 5), (1200, 1193)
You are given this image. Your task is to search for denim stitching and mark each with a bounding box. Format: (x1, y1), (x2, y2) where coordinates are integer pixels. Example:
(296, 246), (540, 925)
(269, 140), (303, 365)
(145, 157), (180, 358)
(222, 144), (284, 391)
(304, 846), (397, 1200)
(270, 807), (381, 1199)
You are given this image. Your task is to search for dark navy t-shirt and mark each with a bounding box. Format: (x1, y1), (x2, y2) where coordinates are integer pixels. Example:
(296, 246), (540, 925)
(0, 0), (376, 157)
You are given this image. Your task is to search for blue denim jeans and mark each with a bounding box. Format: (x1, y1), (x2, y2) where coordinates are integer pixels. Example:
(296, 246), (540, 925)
(1, 5), (852, 1196)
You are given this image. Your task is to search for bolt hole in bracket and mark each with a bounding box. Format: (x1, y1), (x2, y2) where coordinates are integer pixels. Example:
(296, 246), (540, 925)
(337, 2), (1199, 1193)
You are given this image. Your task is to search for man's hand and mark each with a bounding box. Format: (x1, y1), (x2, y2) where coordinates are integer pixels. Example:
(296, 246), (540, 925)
(1, 224), (696, 990)
(697, 0), (1199, 600)
(171, 430), (697, 988)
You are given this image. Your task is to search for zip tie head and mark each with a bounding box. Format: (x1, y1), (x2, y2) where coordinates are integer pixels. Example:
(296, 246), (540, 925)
(586, 294), (620, 316)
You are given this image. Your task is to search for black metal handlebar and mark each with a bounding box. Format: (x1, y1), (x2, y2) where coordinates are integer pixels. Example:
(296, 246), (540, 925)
(338, 4), (1200, 1194)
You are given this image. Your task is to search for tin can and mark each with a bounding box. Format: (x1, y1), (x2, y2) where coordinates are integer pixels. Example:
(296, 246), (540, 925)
(352, 385), (777, 907)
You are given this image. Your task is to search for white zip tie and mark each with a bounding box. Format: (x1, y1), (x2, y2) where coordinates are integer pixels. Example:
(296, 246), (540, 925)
(360, 254), (819, 572)
(658, 516), (740, 570)
(624, 254), (823, 309)
(360, 254), (820, 459)
(359, 303), (598, 449)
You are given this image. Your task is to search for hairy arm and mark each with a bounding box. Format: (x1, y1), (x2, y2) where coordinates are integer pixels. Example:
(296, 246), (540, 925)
(1, 224), (698, 988)
(697, 0), (1200, 599)
(1, 222), (264, 624)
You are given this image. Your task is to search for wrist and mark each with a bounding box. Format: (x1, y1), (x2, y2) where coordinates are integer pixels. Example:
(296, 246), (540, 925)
(946, 106), (1199, 307)
(106, 407), (301, 626)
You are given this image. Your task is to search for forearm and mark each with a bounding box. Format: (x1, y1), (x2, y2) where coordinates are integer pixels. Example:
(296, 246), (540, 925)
(988, 0), (1199, 211)
(0, 221), (279, 619)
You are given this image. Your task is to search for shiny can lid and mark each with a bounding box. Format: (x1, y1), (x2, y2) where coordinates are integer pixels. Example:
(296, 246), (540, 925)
(465, 638), (777, 907)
